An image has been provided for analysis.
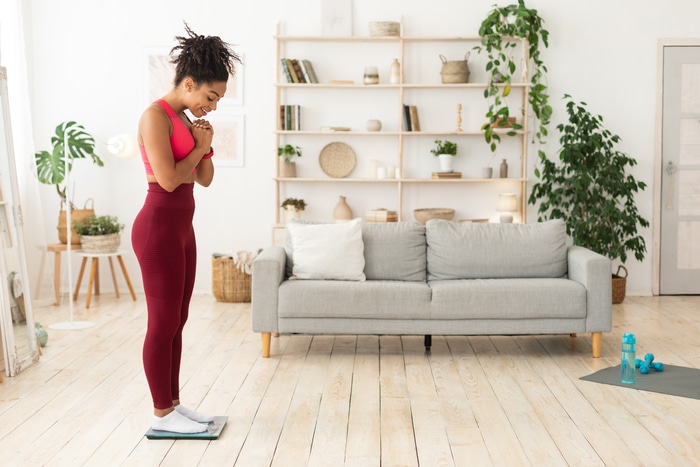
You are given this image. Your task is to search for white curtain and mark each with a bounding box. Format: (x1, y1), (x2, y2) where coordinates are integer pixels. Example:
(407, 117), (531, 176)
(0, 0), (50, 305)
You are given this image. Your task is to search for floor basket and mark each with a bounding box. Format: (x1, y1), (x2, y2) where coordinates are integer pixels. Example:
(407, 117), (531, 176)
(612, 265), (628, 304)
(212, 255), (252, 303)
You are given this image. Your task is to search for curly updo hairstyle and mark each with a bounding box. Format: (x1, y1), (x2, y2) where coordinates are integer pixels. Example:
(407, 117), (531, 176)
(170, 22), (242, 87)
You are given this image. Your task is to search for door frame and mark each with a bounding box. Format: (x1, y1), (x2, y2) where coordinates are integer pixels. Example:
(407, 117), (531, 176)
(653, 39), (700, 294)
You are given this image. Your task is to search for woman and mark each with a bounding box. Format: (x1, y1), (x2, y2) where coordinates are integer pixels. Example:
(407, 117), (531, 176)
(132, 24), (241, 434)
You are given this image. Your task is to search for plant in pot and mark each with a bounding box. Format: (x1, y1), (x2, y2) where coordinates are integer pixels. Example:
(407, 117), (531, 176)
(35, 121), (104, 244)
(73, 215), (125, 253)
(430, 139), (458, 173)
(528, 96), (649, 304)
(281, 197), (306, 223)
(473, 0), (551, 155)
(278, 144), (302, 178)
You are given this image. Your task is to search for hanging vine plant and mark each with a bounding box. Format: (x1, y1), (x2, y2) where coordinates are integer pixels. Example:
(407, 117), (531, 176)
(474, 0), (551, 153)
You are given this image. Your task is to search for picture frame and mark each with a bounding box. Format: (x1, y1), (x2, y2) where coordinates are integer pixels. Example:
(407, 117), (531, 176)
(206, 112), (245, 167)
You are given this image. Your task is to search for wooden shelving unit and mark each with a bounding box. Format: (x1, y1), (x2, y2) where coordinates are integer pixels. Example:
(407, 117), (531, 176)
(273, 24), (530, 240)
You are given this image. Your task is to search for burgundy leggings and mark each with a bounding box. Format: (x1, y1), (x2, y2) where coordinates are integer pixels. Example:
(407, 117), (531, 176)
(132, 183), (196, 409)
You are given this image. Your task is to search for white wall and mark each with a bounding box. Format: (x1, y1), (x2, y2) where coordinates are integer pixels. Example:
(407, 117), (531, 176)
(25, 0), (700, 296)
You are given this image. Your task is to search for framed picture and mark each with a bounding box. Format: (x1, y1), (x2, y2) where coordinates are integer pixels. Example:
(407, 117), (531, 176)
(143, 48), (243, 106)
(206, 113), (245, 167)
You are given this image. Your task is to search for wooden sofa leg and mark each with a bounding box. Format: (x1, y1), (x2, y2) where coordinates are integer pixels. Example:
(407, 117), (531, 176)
(591, 332), (602, 358)
(261, 332), (271, 358)
(424, 335), (432, 352)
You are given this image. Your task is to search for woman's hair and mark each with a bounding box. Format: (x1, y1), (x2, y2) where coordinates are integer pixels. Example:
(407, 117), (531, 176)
(170, 22), (242, 87)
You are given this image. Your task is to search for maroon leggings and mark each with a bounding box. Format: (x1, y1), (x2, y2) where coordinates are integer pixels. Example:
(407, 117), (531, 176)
(132, 183), (196, 409)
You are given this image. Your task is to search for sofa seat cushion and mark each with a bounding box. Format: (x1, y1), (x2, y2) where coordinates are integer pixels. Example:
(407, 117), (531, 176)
(362, 222), (427, 281)
(278, 280), (431, 320)
(426, 219), (568, 280)
(429, 278), (586, 320)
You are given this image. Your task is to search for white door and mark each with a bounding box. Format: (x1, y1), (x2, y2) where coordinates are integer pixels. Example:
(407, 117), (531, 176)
(660, 47), (700, 294)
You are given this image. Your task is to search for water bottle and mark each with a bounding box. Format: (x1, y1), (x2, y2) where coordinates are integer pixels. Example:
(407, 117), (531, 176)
(620, 333), (636, 384)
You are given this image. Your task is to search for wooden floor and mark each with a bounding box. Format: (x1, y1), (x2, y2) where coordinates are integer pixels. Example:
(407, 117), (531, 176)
(1, 294), (699, 466)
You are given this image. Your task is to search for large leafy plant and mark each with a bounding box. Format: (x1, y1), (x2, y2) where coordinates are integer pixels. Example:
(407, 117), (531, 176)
(474, 0), (551, 152)
(528, 96), (649, 263)
(35, 121), (103, 207)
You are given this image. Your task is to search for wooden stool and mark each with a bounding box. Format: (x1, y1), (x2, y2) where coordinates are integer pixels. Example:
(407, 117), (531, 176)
(42, 243), (81, 306)
(73, 251), (136, 308)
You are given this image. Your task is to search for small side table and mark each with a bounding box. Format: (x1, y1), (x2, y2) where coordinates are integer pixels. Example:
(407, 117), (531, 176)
(43, 243), (81, 306)
(73, 251), (136, 308)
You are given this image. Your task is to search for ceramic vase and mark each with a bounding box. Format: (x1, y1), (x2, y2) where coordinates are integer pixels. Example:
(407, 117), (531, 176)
(333, 196), (353, 222)
(280, 160), (297, 178)
(284, 206), (302, 223)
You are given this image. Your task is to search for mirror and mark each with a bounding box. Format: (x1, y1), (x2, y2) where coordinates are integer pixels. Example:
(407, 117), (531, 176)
(0, 66), (39, 377)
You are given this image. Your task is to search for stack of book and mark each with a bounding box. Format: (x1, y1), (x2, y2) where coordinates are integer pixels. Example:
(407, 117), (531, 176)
(280, 58), (319, 84)
(432, 172), (462, 179)
(279, 105), (301, 131)
(365, 209), (398, 223)
(402, 104), (420, 131)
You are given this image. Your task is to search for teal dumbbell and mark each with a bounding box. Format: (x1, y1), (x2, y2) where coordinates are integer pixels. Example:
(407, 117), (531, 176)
(635, 353), (664, 374)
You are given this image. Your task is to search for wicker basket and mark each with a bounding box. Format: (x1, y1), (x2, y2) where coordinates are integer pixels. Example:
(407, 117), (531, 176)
(612, 265), (628, 304)
(212, 255), (252, 303)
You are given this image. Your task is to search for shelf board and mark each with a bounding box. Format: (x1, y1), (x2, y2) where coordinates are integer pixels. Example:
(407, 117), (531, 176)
(275, 35), (400, 43)
(276, 177), (526, 183)
(275, 130), (524, 136)
(276, 82), (530, 89)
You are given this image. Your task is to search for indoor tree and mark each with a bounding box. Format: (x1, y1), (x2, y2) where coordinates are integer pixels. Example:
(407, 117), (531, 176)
(528, 96), (649, 264)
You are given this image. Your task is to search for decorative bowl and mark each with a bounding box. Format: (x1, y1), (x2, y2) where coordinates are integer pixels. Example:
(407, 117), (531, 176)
(369, 21), (400, 37)
(414, 208), (455, 225)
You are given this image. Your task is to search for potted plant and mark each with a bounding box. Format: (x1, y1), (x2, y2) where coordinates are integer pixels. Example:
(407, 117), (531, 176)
(278, 144), (302, 178)
(430, 139), (458, 173)
(281, 197), (306, 223)
(73, 215), (125, 253)
(35, 121), (103, 244)
(473, 0), (551, 154)
(528, 96), (649, 303)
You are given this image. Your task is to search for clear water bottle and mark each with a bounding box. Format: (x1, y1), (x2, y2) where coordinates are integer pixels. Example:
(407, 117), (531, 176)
(620, 333), (636, 384)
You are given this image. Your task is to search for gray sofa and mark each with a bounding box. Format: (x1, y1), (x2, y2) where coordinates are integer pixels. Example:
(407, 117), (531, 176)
(252, 219), (612, 358)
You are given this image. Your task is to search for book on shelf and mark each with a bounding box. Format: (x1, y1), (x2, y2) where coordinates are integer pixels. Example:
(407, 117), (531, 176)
(432, 171), (462, 179)
(290, 59), (306, 83)
(403, 104), (412, 131)
(301, 59), (319, 83)
(281, 105), (301, 131)
(366, 209), (398, 223)
(284, 58), (299, 83)
(280, 59), (294, 83)
(409, 105), (420, 131)
(320, 126), (351, 132)
(329, 79), (354, 85)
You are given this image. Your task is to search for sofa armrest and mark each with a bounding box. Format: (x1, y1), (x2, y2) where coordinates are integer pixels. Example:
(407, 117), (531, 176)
(251, 246), (286, 333)
(567, 246), (612, 333)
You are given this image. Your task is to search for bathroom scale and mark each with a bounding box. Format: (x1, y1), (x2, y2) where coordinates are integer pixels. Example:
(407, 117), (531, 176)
(145, 416), (228, 440)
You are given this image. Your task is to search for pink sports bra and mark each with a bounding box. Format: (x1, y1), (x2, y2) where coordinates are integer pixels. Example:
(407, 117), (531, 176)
(139, 99), (195, 175)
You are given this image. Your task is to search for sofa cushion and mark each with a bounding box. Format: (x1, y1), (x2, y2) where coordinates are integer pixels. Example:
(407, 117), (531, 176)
(362, 222), (427, 281)
(429, 278), (586, 319)
(287, 218), (365, 281)
(426, 219), (568, 280)
(278, 280), (431, 319)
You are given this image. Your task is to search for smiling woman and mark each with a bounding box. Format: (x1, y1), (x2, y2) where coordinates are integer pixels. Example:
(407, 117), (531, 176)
(131, 22), (241, 435)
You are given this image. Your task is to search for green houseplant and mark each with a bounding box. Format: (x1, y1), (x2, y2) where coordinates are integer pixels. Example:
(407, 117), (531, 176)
(430, 139), (458, 172)
(474, 0), (551, 153)
(35, 121), (103, 244)
(73, 215), (125, 253)
(528, 96), (649, 302)
(278, 144), (302, 178)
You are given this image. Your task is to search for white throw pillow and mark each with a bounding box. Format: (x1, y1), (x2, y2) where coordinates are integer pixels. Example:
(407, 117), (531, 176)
(287, 218), (366, 281)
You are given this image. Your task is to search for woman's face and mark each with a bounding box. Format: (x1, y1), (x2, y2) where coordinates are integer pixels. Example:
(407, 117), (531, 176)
(185, 79), (227, 118)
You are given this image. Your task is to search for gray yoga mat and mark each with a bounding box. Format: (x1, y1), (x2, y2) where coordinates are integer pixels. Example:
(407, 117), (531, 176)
(580, 364), (700, 400)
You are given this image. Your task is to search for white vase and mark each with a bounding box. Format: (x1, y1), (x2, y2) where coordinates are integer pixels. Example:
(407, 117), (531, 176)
(438, 154), (453, 173)
(482, 167), (493, 178)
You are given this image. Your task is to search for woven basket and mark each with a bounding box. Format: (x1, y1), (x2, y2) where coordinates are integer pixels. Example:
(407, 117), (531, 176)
(212, 256), (252, 303)
(612, 265), (628, 304)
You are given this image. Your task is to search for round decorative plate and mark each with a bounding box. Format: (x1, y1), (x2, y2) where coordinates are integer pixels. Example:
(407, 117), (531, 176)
(319, 142), (356, 178)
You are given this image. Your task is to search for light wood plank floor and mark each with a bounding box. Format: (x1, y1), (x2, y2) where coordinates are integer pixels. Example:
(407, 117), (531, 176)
(1, 293), (699, 466)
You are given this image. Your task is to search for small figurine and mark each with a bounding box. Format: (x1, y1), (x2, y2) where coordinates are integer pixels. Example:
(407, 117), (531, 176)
(635, 353), (664, 374)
